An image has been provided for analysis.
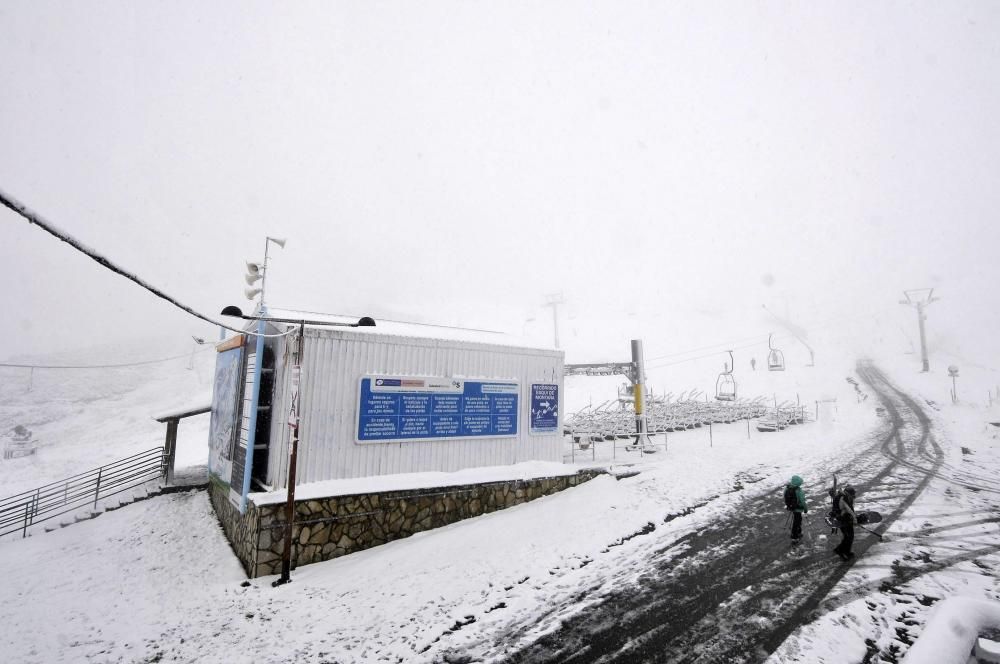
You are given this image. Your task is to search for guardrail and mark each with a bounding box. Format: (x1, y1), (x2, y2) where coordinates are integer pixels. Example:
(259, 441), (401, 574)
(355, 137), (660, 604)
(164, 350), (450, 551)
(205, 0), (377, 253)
(0, 447), (165, 539)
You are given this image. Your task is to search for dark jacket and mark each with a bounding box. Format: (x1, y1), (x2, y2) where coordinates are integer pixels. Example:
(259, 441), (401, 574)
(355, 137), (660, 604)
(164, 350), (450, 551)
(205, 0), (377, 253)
(788, 475), (808, 513)
(837, 493), (856, 524)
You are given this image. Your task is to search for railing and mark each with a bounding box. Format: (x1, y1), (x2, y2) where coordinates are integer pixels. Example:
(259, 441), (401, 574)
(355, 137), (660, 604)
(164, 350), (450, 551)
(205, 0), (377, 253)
(0, 447), (165, 539)
(564, 394), (770, 441)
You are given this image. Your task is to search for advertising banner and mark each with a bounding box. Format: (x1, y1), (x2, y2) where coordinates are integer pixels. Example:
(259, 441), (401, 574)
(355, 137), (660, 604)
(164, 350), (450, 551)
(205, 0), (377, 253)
(208, 337), (245, 486)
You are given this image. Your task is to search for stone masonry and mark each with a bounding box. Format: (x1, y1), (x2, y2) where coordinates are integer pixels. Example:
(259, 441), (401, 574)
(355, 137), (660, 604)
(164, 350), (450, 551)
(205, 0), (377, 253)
(210, 469), (604, 578)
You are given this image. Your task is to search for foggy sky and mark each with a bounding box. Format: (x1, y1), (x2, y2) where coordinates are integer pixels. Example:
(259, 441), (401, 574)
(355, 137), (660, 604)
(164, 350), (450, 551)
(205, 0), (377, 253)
(2, 1), (998, 365)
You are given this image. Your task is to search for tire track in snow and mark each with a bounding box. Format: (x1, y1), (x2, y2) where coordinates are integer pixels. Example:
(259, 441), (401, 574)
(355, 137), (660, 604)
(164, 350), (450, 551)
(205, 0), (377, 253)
(448, 362), (943, 664)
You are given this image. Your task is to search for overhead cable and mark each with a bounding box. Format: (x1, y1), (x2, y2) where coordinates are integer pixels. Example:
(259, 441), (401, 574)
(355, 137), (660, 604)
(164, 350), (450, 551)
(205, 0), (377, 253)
(644, 333), (772, 362)
(0, 187), (291, 338)
(646, 338), (770, 370)
(0, 346), (215, 370)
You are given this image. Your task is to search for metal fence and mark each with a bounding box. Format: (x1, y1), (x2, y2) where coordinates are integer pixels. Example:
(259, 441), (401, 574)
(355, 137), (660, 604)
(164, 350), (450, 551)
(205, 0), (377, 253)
(0, 447), (165, 538)
(565, 393), (771, 443)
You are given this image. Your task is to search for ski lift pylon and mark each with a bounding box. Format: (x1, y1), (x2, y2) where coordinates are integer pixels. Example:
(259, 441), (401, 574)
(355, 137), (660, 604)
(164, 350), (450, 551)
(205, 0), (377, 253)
(767, 333), (785, 372)
(715, 350), (737, 401)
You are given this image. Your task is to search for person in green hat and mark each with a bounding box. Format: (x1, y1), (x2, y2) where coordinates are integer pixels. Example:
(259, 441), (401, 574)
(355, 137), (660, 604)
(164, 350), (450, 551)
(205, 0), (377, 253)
(783, 475), (808, 540)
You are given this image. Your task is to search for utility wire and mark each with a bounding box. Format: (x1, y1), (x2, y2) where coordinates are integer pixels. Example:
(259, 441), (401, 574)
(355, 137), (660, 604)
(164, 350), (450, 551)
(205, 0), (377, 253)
(646, 338), (770, 370)
(278, 307), (503, 334)
(0, 187), (295, 339)
(0, 346), (215, 370)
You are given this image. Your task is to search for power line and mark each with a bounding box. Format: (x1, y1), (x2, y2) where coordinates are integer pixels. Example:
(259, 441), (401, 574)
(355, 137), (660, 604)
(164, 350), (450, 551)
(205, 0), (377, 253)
(0, 346), (214, 370)
(280, 307), (503, 334)
(0, 187), (295, 339)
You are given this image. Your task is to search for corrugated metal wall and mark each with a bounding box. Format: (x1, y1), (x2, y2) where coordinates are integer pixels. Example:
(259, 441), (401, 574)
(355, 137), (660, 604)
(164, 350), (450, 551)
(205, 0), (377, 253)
(266, 327), (564, 488)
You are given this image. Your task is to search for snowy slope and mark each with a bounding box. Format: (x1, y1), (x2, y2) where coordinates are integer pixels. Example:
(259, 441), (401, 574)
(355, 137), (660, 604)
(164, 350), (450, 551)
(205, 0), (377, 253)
(1, 320), (999, 663)
(0, 340), (214, 498)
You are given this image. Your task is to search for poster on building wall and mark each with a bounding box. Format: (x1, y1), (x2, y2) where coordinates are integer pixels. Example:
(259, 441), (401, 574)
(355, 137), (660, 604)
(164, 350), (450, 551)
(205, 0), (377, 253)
(530, 383), (560, 434)
(208, 336), (245, 486)
(357, 376), (519, 443)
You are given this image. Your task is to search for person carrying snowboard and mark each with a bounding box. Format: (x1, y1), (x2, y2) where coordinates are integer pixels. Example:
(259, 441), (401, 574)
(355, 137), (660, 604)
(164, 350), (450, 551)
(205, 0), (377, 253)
(833, 485), (857, 560)
(783, 475), (808, 540)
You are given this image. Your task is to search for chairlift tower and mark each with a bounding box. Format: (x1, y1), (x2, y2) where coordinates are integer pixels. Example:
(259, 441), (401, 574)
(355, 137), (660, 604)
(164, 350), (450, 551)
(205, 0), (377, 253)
(899, 289), (939, 373)
(563, 338), (654, 452)
(543, 293), (565, 348)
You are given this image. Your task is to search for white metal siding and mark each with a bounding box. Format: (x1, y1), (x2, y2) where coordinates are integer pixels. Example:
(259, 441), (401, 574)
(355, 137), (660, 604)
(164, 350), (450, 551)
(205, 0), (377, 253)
(267, 327), (563, 488)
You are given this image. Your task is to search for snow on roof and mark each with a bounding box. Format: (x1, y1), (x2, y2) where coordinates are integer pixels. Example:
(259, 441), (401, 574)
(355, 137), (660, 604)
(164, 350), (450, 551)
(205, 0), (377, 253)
(265, 307), (557, 351)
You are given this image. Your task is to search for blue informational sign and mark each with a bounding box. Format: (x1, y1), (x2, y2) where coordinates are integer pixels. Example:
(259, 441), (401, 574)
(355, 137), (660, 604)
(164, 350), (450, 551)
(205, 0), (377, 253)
(530, 383), (559, 434)
(357, 376), (519, 443)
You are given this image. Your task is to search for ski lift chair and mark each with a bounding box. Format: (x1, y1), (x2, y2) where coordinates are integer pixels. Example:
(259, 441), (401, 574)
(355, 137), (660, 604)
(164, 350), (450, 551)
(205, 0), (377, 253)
(715, 374), (737, 401)
(715, 351), (738, 402)
(767, 334), (785, 372)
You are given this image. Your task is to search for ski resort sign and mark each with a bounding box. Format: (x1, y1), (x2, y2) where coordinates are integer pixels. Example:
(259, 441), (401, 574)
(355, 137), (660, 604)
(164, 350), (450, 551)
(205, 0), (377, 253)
(357, 376), (519, 443)
(529, 383), (559, 434)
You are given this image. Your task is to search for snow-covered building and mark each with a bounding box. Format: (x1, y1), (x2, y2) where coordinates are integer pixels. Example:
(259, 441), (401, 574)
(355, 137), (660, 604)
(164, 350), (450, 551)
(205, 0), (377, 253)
(206, 307), (595, 577)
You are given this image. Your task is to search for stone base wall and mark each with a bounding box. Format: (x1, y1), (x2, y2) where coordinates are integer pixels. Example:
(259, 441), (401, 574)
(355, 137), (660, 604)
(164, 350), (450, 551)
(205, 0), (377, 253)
(207, 477), (262, 577)
(210, 470), (603, 578)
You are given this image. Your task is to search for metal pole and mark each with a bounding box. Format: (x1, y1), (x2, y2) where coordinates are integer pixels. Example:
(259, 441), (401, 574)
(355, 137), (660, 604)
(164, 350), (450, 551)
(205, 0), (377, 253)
(94, 467), (102, 508)
(239, 237), (280, 512)
(164, 419), (178, 485)
(630, 339), (653, 451)
(916, 302), (929, 372)
(544, 293), (564, 348)
(552, 306), (560, 349)
(275, 321), (304, 586)
(901, 290), (937, 373)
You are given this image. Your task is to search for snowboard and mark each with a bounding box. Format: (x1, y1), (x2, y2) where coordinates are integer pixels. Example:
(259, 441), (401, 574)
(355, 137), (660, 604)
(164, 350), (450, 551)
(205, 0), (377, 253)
(824, 510), (882, 528)
(857, 511), (882, 525)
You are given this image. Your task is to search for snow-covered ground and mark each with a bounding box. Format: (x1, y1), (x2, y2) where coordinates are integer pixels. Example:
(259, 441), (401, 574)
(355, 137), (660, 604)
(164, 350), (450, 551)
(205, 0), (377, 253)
(768, 355), (1000, 664)
(1, 333), (999, 663)
(0, 339), (215, 498)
